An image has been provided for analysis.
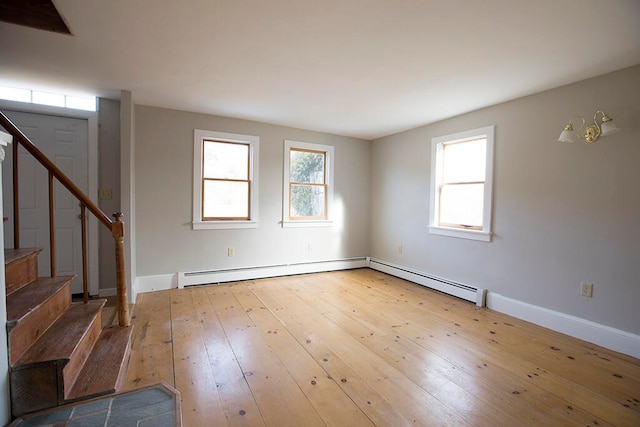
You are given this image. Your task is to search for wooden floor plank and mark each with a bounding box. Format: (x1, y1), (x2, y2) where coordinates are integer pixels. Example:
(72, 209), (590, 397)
(124, 291), (174, 390)
(297, 273), (612, 426)
(248, 280), (422, 427)
(230, 282), (376, 427)
(170, 288), (228, 427)
(358, 269), (640, 383)
(250, 277), (469, 426)
(279, 274), (531, 426)
(344, 269), (640, 422)
(191, 286), (266, 427)
(125, 269), (640, 427)
(206, 284), (326, 427)
(354, 269), (640, 370)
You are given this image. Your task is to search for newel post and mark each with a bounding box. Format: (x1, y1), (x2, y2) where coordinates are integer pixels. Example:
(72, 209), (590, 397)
(112, 212), (130, 327)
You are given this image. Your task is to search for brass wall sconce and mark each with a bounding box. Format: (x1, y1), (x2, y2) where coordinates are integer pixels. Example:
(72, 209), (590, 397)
(558, 110), (620, 143)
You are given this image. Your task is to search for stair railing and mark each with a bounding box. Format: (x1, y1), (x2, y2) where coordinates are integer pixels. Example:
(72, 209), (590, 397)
(0, 111), (130, 327)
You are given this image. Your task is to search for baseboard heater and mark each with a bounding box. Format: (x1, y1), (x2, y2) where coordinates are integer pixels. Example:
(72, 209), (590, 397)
(366, 257), (486, 307)
(177, 257), (368, 288)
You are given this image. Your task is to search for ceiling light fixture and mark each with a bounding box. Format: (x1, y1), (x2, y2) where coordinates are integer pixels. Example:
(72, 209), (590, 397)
(558, 110), (620, 143)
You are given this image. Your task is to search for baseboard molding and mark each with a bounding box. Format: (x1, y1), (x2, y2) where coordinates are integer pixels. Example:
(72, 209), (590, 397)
(136, 274), (178, 294)
(177, 257), (368, 289)
(366, 257), (484, 305)
(487, 292), (640, 359)
(133, 258), (368, 294)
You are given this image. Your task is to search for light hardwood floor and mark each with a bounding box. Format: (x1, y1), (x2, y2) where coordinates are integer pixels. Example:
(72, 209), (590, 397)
(123, 269), (640, 426)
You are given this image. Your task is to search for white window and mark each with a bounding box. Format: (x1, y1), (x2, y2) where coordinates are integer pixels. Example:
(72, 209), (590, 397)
(429, 126), (494, 241)
(0, 86), (96, 111)
(193, 129), (259, 229)
(283, 140), (334, 228)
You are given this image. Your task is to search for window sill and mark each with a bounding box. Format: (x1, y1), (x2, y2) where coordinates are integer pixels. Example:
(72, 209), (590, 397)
(282, 220), (333, 228)
(193, 220), (258, 230)
(428, 225), (492, 242)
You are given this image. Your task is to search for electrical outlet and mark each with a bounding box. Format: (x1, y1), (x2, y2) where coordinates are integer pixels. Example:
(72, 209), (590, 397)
(580, 282), (593, 297)
(397, 245), (403, 254)
(227, 247), (234, 257)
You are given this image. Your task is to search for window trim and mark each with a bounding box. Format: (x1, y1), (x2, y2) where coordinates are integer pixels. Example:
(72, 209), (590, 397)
(429, 126), (494, 242)
(193, 129), (259, 230)
(282, 140), (334, 228)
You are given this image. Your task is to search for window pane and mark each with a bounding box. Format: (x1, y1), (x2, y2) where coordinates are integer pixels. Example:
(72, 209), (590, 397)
(290, 150), (325, 184)
(439, 183), (484, 228)
(442, 137), (486, 183)
(203, 141), (248, 179)
(290, 184), (325, 218)
(66, 95), (97, 111)
(203, 180), (249, 218)
(32, 91), (65, 107)
(0, 86), (30, 102)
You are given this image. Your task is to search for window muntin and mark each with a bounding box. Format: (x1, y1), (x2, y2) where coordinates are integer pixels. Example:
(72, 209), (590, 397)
(429, 126), (494, 241)
(283, 140), (334, 227)
(193, 130), (259, 229)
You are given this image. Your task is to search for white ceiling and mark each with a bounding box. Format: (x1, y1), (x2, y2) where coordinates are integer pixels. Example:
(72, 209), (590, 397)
(1, 0), (639, 140)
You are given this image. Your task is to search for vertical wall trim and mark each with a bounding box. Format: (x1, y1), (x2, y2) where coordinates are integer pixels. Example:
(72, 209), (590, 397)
(87, 114), (100, 296)
(0, 133), (12, 423)
(120, 90), (137, 303)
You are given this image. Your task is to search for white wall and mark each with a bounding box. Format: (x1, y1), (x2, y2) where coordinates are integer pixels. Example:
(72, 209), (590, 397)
(370, 65), (640, 335)
(133, 106), (371, 278)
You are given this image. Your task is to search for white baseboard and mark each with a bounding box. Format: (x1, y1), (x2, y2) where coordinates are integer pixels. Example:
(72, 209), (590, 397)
(177, 257), (368, 289)
(487, 292), (640, 359)
(136, 274), (178, 294)
(133, 258), (368, 294)
(366, 257), (483, 305)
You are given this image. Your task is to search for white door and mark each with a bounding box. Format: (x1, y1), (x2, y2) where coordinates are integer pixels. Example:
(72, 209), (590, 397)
(2, 111), (88, 294)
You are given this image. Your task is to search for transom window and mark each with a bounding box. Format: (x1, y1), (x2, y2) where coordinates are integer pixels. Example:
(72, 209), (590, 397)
(283, 140), (334, 227)
(429, 126), (494, 241)
(193, 130), (259, 229)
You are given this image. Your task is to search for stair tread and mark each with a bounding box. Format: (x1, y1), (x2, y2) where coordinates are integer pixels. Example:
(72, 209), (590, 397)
(67, 325), (133, 400)
(4, 248), (42, 266)
(7, 276), (75, 327)
(15, 300), (106, 366)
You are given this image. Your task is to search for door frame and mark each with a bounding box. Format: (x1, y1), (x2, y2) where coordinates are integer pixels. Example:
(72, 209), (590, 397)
(0, 99), (100, 296)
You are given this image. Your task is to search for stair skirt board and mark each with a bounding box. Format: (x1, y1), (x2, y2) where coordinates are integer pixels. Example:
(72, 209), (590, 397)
(177, 258), (368, 289)
(366, 257), (486, 307)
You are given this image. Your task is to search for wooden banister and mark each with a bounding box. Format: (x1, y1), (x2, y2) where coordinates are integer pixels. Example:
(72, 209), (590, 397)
(0, 110), (130, 327)
(0, 112), (112, 229)
(112, 213), (130, 327)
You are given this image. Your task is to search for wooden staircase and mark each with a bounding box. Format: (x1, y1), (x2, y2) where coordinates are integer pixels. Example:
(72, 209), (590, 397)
(5, 247), (133, 417)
